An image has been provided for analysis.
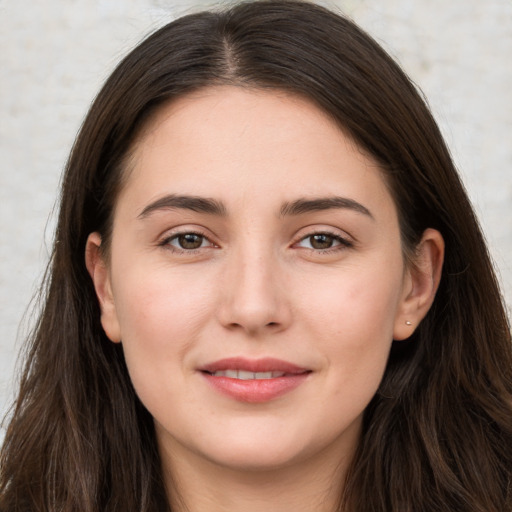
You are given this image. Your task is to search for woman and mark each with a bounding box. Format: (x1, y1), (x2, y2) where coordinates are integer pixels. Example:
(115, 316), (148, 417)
(1, 1), (511, 510)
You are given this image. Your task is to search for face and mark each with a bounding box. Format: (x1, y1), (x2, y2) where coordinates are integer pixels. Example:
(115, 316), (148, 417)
(87, 86), (435, 476)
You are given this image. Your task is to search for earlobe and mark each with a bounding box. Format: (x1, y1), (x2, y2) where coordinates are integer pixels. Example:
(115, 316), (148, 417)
(393, 228), (445, 340)
(85, 232), (122, 343)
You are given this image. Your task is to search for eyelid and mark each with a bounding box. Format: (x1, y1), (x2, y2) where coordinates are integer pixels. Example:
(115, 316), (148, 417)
(156, 224), (354, 254)
(291, 227), (355, 252)
(157, 226), (219, 252)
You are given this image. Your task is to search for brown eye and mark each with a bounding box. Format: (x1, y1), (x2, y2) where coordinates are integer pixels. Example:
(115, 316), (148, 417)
(170, 233), (207, 250)
(295, 232), (351, 251)
(308, 234), (336, 249)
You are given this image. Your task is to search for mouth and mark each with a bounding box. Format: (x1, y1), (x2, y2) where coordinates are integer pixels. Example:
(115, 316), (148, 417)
(199, 357), (311, 402)
(204, 370), (288, 380)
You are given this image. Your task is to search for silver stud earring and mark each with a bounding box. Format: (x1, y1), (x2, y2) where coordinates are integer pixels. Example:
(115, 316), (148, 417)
(405, 321), (412, 326)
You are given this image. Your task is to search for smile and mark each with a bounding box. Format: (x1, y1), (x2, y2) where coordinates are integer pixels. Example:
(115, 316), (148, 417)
(199, 358), (311, 402)
(207, 370), (286, 379)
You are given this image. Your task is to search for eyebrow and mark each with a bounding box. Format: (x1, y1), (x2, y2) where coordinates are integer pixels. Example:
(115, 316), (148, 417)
(280, 196), (374, 219)
(138, 194), (227, 218)
(137, 194), (373, 220)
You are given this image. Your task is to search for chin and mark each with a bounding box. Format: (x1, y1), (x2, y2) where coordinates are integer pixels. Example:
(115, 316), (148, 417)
(203, 442), (310, 473)
(189, 419), (359, 474)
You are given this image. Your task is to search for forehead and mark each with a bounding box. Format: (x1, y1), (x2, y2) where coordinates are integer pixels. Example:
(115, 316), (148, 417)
(135, 86), (351, 156)
(119, 86), (395, 220)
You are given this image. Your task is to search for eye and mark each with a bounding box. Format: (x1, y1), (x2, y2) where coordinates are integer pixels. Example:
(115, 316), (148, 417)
(296, 232), (351, 251)
(166, 232), (212, 250)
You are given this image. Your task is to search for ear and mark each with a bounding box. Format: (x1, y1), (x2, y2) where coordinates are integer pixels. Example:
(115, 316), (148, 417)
(393, 228), (445, 340)
(85, 232), (121, 343)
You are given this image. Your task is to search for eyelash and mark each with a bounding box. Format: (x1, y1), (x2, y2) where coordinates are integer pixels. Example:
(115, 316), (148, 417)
(159, 228), (353, 256)
(158, 230), (216, 254)
(293, 231), (353, 254)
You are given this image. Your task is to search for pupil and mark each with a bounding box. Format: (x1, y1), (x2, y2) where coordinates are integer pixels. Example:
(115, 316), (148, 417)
(179, 234), (203, 249)
(311, 234), (333, 249)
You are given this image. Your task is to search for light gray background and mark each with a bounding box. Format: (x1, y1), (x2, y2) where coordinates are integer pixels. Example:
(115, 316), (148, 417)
(1, 0), (511, 438)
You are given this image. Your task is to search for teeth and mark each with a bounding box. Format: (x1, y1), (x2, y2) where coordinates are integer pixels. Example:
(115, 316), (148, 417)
(255, 371), (272, 380)
(211, 370), (286, 379)
(238, 370), (254, 380)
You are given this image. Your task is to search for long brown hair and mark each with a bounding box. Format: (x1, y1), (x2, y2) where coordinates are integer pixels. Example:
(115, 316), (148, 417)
(1, 1), (511, 510)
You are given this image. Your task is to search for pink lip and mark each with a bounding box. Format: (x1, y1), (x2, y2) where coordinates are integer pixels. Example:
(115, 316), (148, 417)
(199, 357), (311, 403)
(200, 357), (308, 374)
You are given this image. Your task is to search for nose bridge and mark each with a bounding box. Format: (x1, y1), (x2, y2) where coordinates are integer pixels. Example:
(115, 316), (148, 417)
(218, 237), (290, 334)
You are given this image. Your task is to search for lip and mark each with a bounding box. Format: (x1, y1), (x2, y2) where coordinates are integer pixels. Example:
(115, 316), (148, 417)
(199, 357), (311, 403)
(200, 357), (308, 374)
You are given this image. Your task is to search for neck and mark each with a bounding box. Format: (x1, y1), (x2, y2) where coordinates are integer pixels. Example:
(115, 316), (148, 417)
(159, 432), (358, 512)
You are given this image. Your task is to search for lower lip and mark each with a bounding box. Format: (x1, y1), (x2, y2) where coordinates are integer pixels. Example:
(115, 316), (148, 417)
(201, 373), (310, 403)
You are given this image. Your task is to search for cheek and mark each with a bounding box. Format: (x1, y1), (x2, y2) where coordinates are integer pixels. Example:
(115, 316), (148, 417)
(295, 260), (403, 389)
(114, 262), (215, 332)
(110, 265), (217, 389)
(299, 260), (403, 338)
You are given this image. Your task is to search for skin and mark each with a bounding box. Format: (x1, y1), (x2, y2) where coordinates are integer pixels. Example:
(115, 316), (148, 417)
(86, 86), (444, 511)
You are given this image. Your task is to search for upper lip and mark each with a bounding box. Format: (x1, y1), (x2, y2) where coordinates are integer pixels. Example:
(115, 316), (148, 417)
(199, 357), (310, 375)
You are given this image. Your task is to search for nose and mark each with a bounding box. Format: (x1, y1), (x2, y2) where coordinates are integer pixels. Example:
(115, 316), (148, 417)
(216, 247), (292, 336)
